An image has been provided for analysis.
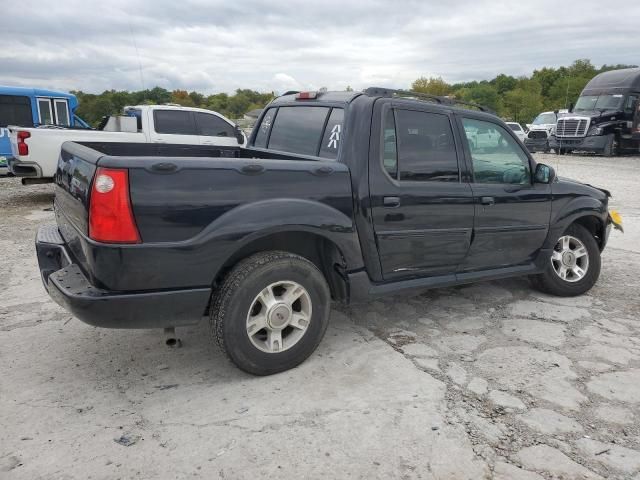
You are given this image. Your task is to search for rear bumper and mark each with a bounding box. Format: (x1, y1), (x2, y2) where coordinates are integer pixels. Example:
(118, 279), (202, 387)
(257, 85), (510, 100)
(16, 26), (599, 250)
(8, 157), (43, 177)
(36, 224), (211, 328)
(548, 135), (609, 152)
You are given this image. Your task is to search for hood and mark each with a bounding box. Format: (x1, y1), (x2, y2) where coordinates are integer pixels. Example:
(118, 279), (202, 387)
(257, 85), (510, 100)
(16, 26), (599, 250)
(557, 176), (610, 199)
(564, 110), (622, 123)
(529, 124), (555, 131)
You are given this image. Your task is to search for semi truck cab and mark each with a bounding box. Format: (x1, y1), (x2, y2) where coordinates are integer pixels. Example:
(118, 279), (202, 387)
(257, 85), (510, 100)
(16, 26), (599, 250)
(548, 68), (640, 156)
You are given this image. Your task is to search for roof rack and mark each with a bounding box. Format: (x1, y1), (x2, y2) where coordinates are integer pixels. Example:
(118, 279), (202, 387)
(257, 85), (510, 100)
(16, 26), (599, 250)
(363, 87), (495, 114)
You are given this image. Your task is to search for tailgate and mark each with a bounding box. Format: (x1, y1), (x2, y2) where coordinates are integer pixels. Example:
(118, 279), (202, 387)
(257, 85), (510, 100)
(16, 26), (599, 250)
(54, 142), (101, 239)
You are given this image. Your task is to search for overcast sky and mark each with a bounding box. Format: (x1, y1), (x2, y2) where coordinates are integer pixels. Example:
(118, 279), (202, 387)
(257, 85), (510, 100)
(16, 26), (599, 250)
(1, 0), (638, 95)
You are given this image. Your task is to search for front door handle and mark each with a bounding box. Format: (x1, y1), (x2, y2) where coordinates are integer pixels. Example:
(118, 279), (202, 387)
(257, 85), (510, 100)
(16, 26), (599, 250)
(481, 196), (495, 205)
(383, 196), (401, 208)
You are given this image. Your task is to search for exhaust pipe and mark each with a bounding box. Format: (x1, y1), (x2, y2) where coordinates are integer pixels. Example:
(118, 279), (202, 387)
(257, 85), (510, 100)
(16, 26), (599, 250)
(164, 327), (181, 348)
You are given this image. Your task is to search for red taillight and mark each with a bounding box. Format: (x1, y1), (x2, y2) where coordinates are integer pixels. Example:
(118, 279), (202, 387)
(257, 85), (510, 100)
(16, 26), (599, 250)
(17, 131), (30, 156)
(89, 167), (141, 244)
(295, 91), (318, 100)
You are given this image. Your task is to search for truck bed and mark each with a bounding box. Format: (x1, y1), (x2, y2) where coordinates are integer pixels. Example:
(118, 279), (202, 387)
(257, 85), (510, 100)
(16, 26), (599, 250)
(53, 141), (358, 293)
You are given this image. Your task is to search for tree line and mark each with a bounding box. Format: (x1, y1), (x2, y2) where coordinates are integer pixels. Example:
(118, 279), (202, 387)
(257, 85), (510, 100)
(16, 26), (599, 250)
(72, 59), (637, 127)
(412, 59), (637, 123)
(72, 88), (275, 126)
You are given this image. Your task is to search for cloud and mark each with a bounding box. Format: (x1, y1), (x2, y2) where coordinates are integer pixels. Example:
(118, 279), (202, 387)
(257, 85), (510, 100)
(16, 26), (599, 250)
(0, 0), (638, 94)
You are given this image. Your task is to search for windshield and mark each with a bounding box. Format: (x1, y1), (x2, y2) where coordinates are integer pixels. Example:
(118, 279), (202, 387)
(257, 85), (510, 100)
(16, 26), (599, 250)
(574, 94), (625, 112)
(531, 113), (556, 125)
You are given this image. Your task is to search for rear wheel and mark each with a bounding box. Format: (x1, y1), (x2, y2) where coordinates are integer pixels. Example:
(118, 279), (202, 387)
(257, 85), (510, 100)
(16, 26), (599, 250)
(530, 224), (601, 296)
(210, 251), (331, 375)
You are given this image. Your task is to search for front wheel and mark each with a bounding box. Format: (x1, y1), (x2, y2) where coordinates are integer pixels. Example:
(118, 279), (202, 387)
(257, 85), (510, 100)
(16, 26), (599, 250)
(530, 224), (601, 297)
(603, 134), (618, 157)
(210, 251), (331, 375)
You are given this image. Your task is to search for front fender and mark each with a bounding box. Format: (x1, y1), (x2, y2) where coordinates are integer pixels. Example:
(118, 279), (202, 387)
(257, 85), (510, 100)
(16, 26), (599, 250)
(544, 195), (608, 249)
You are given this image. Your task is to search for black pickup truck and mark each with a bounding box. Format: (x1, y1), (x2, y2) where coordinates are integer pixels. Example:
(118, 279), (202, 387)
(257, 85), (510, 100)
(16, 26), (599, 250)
(36, 88), (621, 375)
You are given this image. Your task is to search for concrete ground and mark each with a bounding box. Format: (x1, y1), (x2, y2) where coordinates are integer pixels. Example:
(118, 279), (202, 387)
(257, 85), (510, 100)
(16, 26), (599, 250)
(1, 153), (639, 480)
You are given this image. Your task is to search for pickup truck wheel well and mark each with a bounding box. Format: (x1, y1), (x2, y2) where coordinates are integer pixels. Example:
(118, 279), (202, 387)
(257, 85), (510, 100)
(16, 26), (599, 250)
(572, 215), (605, 251)
(212, 232), (348, 307)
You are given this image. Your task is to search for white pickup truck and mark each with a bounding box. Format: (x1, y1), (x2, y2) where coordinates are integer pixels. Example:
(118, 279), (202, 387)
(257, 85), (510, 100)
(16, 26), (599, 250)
(8, 104), (245, 182)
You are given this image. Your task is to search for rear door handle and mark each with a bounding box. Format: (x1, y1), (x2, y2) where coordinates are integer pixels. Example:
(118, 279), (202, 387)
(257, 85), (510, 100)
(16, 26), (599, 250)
(383, 196), (401, 208)
(481, 196), (495, 206)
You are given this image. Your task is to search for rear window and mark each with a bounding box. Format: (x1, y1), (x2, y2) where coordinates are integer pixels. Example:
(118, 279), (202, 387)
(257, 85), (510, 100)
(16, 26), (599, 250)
(153, 110), (197, 135)
(508, 123), (521, 131)
(254, 106), (344, 159)
(0, 95), (33, 128)
(267, 107), (330, 156)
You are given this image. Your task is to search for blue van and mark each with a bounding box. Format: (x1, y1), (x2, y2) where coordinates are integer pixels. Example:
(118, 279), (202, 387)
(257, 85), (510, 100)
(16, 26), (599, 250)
(0, 86), (89, 175)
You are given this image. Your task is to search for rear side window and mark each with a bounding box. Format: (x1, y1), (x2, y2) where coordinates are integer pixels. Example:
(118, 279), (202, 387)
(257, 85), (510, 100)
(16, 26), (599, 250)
(153, 110), (197, 135)
(319, 108), (344, 159)
(38, 98), (53, 125)
(395, 109), (459, 182)
(254, 108), (275, 148)
(266, 106), (330, 156)
(382, 109), (398, 178)
(0, 95), (33, 128)
(195, 112), (235, 137)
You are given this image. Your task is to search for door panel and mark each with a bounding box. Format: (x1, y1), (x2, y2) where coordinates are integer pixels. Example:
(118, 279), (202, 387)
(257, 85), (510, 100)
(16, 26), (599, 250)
(459, 117), (552, 271)
(369, 105), (475, 280)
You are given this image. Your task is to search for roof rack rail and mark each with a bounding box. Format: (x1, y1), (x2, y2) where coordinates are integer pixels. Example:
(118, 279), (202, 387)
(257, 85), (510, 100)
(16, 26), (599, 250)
(363, 87), (495, 114)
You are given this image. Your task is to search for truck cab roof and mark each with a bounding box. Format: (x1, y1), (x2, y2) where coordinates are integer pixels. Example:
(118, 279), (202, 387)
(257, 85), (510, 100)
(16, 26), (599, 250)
(270, 88), (496, 118)
(582, 68), (640, 96)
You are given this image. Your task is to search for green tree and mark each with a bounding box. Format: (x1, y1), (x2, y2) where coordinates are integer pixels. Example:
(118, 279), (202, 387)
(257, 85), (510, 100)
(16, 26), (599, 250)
(411, 76), (452, 96)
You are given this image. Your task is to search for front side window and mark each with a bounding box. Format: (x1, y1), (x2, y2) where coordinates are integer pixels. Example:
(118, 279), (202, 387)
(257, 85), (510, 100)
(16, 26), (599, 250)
(508, 123), (522, 132)
(267, 106), (330, 156)
(0, 95), (33, 128)
(153, 110), (197, 135)
(195, 112), (235, 137)
(395, 109), (459, 182)
(625, 95), (638, 114)
(462, 118), (531, 185)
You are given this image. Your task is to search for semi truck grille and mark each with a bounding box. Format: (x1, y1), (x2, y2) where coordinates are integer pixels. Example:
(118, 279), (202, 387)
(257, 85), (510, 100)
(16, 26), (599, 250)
(528, 130), (548, 139)
(556, 118), (589, 138)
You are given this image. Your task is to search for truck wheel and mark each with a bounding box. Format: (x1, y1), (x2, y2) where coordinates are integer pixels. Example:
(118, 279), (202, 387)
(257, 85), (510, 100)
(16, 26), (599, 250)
(555, 148), (566, 155)
(210, 251), (331, 375)
(603, 134), (618, 157)
(529, 224), (601, 297)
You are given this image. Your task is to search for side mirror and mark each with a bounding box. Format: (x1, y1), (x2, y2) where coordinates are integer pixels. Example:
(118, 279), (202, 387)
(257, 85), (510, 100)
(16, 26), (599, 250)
(234, 125), (245, 145)
(534, 163), (556, 184)
(569, 102), (574, 113)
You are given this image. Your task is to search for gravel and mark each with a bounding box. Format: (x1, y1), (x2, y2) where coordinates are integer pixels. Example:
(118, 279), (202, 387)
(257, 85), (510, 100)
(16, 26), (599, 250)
(1, 152), (639, 479)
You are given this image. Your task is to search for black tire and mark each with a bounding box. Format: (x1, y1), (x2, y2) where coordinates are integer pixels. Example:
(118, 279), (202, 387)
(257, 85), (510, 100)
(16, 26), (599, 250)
(210, 251), (331, 375)
(529, 224), (601, 297)
(556, 148), (566, 155)
(603, 134), (618, 157)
